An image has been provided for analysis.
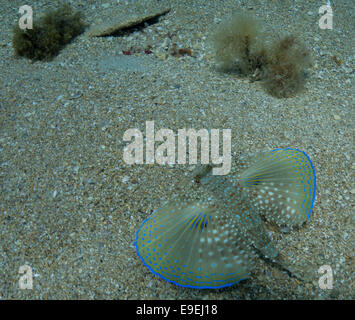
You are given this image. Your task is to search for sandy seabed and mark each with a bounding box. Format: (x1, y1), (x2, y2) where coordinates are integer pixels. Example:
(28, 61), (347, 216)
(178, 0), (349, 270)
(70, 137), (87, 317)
(0, 0), (353, 299)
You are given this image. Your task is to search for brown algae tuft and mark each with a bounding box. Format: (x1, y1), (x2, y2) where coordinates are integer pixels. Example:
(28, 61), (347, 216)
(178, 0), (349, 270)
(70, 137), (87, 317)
(12, 4), (85, 61)
(211, 13), (268, 75)
(263, 34), (312, 98)
(211, 12), (312, 98)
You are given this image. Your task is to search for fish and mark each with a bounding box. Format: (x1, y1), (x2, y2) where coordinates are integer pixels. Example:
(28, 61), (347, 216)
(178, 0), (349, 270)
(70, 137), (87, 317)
(135, 148), (316, 289)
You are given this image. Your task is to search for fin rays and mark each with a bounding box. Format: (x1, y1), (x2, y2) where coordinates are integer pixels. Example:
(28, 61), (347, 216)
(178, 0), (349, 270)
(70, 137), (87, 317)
(136, 202), (252, 288)
(239, 148), (316, 226)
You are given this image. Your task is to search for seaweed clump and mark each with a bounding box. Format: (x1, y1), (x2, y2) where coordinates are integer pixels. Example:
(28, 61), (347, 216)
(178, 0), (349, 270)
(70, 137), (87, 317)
(12, 4), (85, 61)
(264, 35), (312, 98)
(211, 13), (268, 75)
(211, 13), (312, 98)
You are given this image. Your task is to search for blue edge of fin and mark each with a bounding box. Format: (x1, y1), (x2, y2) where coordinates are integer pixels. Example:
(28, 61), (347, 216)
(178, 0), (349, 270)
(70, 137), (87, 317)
(134, 148), (317, 289)
(271, 148), (317, 220)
